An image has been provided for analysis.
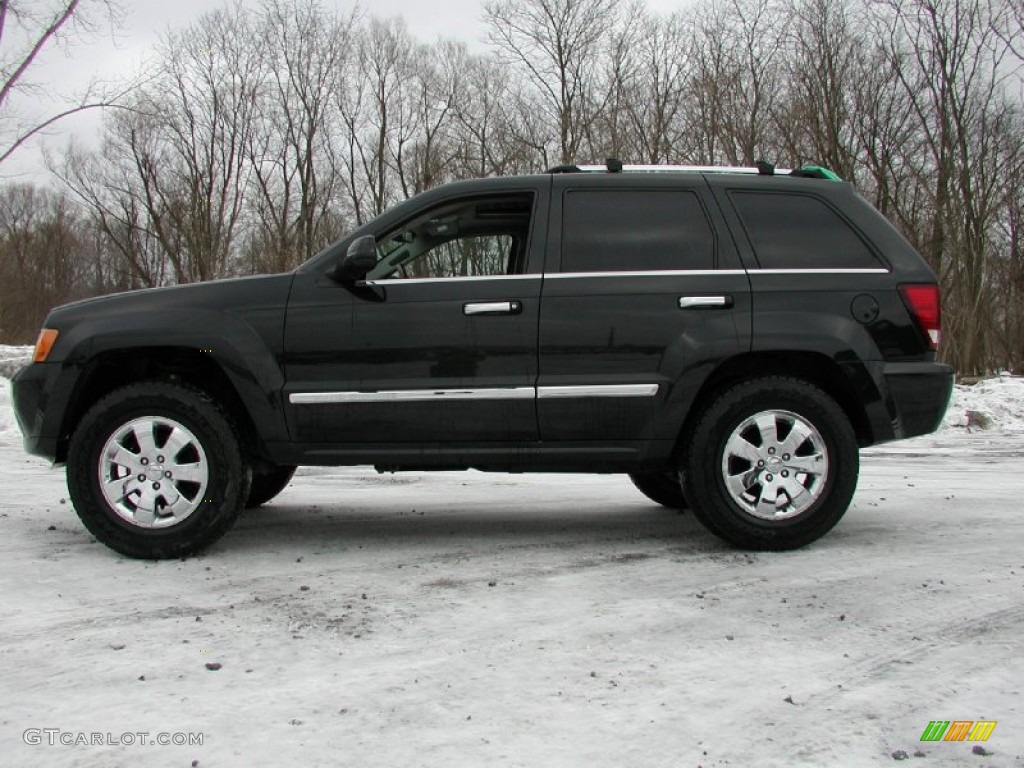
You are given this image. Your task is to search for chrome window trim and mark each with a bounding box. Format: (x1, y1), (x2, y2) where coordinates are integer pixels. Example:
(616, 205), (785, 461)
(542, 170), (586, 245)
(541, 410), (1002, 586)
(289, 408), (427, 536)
(362, 274), (542, 287)
(363, 269), (889, 286)
(747, 268), (890, 274)
(546, 268), (889, 278)
(537, 384), (659, 399)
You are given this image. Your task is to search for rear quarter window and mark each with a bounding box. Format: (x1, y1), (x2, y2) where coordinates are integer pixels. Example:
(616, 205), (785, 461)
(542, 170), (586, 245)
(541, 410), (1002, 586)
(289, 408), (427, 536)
(729, 191), (882, 269)
(561, 189), (715, 272)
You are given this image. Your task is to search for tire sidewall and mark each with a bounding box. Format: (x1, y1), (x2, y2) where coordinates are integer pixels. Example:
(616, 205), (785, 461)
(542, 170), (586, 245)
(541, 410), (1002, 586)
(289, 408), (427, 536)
(68, 383), (248, 558)
(687, 378), (858, 549)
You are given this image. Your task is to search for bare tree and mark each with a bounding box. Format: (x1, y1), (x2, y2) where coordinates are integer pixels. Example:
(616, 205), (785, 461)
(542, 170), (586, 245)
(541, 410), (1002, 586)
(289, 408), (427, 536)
(0, 184), (92, 340)
(993, 142), (1024, 371)
(393, 40), (467, 197)
(450, 52), (536, 176)
(56, 5), (263, 285)
(245, 0), (357, 273)
(483, 0), (622, 164)
(874, 0), (1023, 372)
(775, 0), (863, 178)
(0, 0), (126, 166)
(58, 111), (174, 288)
(605, 9), (688, 163)
(19, 0), (1022, 373)
(337, 17), (418, 221)
(687, 0), (786, 165)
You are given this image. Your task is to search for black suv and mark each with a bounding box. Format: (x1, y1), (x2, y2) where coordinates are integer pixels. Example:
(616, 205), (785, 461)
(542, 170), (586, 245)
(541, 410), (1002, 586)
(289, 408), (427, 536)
(12, 161), (953, 558)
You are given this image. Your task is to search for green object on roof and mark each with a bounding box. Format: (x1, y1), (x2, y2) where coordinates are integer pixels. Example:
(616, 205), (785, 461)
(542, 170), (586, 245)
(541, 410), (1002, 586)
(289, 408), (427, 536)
(796, 164), (842, 181)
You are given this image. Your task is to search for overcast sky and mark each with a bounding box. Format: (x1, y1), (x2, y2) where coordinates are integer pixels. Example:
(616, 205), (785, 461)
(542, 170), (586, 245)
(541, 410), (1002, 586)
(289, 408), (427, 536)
(4, 0), (684, 184)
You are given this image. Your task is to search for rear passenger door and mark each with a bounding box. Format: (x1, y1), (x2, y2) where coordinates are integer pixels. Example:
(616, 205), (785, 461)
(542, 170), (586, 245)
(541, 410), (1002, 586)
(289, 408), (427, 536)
(537, 174), (752, 447)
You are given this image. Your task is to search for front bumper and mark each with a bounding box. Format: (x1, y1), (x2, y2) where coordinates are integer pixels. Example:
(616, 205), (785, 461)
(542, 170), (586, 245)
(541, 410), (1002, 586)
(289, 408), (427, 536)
(11, 362), (61, 460)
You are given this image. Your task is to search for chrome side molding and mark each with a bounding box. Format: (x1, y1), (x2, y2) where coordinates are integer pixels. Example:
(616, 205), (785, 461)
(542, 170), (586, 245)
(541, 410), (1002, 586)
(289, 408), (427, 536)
(290, 383), (660, 404)
(536, 384), (659, 399)
(289, 387), (535, 404)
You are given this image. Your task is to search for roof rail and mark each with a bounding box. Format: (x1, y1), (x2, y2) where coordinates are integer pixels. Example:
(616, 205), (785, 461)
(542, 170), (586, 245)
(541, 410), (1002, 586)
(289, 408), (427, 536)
(573, 163), (795, 175)
(548, 157), (842, 180)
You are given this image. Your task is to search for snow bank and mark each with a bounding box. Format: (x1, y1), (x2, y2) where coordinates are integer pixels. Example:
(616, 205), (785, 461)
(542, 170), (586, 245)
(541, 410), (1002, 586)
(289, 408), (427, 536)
(0, 345), (32, 379)
(0, 347), (32, 444)
(0, 375), (15, 445)
(942, 372), (1024, 433)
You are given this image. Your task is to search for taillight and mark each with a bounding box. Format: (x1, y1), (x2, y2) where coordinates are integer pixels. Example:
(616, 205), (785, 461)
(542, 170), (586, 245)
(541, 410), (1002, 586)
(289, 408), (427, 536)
(899, 284), (941, 349)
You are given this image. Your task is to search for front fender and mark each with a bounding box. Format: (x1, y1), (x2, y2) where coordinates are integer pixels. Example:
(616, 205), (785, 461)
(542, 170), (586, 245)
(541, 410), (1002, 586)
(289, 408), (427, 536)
(62, 310), (287, 444)
(25, 280), (293, 460)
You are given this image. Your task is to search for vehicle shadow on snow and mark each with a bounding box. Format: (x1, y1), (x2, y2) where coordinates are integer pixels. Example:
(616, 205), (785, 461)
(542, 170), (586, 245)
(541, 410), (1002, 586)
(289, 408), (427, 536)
(225, 500), (718, 556)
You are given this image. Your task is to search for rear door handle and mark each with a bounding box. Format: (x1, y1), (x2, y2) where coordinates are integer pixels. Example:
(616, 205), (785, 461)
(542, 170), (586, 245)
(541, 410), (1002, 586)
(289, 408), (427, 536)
(678, 295), (733, 309)
(464, 300), (522, 316)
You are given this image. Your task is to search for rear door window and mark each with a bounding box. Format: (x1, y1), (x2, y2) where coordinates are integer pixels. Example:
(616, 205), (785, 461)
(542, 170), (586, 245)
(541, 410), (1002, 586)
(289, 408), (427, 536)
(560, 189), (715, 272)
(729, 191), (881, 269)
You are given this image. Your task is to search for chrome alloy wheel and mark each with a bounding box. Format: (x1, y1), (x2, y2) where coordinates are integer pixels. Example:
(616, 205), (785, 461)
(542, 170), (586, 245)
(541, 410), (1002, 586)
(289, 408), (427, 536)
(98, 416), (209, 528)
(721, 409), (829, 521)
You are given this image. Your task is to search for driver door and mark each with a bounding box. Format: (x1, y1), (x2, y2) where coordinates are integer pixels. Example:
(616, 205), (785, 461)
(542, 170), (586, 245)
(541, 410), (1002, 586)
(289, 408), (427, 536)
(282, 185), (547, 447)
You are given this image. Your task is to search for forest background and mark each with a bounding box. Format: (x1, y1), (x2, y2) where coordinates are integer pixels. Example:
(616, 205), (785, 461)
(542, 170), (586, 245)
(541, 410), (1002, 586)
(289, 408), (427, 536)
(1, 0), (1021, 375)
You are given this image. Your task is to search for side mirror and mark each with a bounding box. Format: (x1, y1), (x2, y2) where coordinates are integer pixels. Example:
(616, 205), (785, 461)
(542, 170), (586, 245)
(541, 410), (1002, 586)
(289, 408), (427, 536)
(334, 235), (377, 282)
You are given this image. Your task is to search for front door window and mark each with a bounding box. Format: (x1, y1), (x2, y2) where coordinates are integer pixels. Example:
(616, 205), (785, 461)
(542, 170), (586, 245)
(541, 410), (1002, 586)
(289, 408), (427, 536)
(367, 194), (532, 280)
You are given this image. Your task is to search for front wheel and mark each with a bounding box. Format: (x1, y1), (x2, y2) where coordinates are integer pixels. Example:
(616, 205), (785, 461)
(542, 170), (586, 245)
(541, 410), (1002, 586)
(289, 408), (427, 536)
(683, 377), (858, 550)
(67, 382), (250, 559)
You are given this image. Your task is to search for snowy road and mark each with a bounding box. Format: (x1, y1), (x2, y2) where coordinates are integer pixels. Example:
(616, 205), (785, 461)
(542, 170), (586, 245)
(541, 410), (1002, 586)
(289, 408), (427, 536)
(1, 370), (1023, 767)
(1, 437), (1022, 766)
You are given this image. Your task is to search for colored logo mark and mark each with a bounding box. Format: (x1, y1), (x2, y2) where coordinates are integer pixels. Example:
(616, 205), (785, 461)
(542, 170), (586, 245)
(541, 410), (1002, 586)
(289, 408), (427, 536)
(920, 721), (997, 742)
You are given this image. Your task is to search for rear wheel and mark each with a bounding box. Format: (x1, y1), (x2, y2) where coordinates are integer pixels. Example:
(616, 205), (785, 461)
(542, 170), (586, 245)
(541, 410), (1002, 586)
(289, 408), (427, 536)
(67, 382), (250, 559)
(247, 464), (297, 508)
(683, 377), (858, 550)
(628, 471), (688, 509)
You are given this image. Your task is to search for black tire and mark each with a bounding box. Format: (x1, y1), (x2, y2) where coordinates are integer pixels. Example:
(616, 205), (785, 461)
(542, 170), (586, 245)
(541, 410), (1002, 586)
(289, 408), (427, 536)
(67, 381), (250, 559)
(246, 464), (297, 508)
(628, 471), (688, 509)
(683, 376), (858, 550)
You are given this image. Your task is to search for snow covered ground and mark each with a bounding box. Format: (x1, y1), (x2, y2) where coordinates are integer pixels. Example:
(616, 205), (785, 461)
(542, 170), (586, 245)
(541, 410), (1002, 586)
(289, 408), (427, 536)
(0, 344), (33, 379)
(1, 348), (1023, 767)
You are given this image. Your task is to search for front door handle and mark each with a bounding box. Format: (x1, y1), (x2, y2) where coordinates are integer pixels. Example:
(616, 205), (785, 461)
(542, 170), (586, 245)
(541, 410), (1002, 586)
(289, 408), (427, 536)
(464, 300), (522, 316)
(678, 295), (733, 309)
